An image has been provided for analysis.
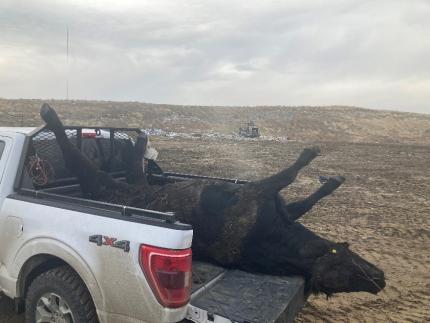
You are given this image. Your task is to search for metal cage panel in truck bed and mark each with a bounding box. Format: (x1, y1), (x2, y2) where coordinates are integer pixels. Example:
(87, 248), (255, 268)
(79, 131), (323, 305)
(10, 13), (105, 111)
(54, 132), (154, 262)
(16, 125), (143, 190)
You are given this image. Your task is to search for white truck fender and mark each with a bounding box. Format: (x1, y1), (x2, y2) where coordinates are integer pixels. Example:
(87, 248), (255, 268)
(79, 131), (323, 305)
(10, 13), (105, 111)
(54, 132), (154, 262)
(12, 237), (105, 311)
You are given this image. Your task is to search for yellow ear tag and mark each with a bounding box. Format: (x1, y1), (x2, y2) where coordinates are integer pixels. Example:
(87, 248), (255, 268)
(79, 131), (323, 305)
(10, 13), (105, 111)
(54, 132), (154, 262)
(331, 249), (337, 254)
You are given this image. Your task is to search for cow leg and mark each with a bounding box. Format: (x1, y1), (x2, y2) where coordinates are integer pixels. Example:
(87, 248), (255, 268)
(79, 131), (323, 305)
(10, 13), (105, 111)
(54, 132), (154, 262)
(126, 133), (150, 186)
(120, 139), (134, 183)
(255, 146), (320, 193)
(40, 103), (124, 197)
(277, 176), (345, 221)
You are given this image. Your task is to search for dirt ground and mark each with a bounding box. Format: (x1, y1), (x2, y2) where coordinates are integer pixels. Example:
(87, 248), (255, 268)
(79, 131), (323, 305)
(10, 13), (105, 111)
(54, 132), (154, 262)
(156, 137), (430, 323)
(0, 294), (23, 323)
(1, 137), (429, 322)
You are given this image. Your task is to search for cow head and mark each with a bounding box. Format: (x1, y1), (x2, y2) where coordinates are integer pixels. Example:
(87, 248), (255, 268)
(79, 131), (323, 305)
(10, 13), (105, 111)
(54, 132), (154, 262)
(310, 242), (385, 296)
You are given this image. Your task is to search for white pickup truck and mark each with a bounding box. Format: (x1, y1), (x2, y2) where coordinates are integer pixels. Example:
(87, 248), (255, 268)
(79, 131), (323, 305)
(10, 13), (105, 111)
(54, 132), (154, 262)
(0, 126), (305, 323)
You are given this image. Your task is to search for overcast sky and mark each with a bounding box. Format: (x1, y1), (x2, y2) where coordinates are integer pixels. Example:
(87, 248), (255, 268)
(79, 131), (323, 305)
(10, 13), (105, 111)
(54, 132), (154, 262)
(1, 0), (429, 113)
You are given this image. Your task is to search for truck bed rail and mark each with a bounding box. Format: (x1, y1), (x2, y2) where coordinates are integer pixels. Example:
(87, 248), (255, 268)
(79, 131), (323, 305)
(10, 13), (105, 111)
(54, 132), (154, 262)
(16, 188), (181, 226)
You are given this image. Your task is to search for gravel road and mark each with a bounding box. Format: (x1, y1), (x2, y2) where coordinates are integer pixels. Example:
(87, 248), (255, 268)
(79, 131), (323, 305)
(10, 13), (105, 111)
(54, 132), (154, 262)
(0, 294), (24, 323)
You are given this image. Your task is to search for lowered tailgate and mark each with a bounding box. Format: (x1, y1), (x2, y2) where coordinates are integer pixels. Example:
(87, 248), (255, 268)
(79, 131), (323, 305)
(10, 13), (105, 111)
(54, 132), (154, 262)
(185, 262), (305, 323)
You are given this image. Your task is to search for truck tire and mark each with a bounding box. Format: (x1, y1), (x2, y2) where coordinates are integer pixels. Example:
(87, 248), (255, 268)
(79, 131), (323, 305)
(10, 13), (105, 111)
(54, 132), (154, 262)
(25, 265), (98, 323)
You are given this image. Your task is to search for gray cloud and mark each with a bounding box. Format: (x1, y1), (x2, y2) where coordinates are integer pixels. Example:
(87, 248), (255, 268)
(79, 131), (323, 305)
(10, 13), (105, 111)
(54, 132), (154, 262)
(0, 0), (429, 113)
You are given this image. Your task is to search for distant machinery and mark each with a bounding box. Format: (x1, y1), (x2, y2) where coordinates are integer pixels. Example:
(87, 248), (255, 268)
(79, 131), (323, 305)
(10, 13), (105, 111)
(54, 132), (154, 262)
(239, 121), (260, 138)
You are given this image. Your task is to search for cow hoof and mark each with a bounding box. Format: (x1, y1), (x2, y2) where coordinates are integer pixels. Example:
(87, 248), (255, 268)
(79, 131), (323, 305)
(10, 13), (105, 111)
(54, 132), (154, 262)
(40, 103), (62, 129)
(331, 175), (345, 184)
(136, 132), (148, 144)
(298, 146), (321, 165)
(320, 176), (345, 194)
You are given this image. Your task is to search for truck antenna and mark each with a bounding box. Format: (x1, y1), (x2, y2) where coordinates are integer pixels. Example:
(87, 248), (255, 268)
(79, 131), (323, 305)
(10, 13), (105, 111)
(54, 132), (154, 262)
(66, 25), (69, 100)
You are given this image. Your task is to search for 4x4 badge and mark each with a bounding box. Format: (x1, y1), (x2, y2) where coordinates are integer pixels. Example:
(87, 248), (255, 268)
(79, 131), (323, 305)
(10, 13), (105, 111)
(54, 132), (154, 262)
(89, 235), (130, 252)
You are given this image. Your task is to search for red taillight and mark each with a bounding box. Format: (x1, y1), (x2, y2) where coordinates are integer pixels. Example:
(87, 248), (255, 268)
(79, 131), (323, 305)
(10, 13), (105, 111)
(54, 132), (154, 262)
(139, 244), (192, 308)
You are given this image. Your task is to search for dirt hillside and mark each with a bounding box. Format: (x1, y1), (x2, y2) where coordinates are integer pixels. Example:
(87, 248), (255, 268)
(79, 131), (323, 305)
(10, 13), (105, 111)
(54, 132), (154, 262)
(0, 98), (429, 144)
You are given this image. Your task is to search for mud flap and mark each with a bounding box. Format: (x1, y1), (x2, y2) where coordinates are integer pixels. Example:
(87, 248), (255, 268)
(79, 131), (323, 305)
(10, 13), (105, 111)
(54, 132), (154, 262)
(186, 262), (305, 323)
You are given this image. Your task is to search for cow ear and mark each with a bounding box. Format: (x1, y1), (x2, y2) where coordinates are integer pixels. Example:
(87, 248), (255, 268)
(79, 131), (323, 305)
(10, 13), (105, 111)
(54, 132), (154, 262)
(340, 242), (349, 248)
